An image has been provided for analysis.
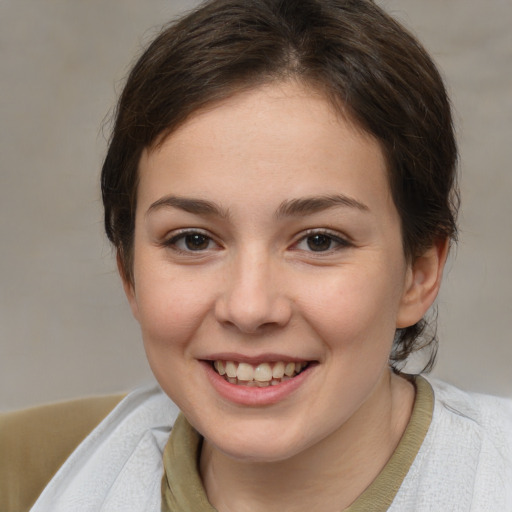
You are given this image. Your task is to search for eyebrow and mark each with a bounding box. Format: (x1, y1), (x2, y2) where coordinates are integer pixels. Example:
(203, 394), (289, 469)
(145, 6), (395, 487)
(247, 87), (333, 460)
(146, 195), (230, 219)
(146, 193), (369, 220)
(275, 194), (369, 219)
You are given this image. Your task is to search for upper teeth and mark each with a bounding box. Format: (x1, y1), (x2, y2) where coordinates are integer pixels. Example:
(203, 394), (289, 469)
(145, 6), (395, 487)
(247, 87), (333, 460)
(213, 360), (307, 383)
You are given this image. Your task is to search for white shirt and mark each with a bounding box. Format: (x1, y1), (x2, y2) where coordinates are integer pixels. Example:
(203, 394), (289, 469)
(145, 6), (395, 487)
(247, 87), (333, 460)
(30, 379), (512, 512)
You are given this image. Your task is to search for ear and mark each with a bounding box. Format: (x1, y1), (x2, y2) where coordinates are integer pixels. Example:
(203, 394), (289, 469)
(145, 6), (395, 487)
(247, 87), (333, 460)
(116, 251), (139, 321)
(396, 238), (449, 328)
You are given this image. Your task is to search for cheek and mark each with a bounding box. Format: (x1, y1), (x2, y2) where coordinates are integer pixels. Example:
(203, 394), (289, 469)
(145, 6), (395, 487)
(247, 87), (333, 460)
(133, 270), (216, 405)
(297, 264), (404, 351)
(133, 266), (215, 351)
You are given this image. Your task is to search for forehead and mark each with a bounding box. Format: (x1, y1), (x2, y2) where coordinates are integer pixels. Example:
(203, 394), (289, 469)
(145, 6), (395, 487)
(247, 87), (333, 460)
(137, 81), (393, 220)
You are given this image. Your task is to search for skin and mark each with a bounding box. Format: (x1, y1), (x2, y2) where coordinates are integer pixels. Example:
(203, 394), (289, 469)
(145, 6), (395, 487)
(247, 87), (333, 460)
(123, 81), (447, 511)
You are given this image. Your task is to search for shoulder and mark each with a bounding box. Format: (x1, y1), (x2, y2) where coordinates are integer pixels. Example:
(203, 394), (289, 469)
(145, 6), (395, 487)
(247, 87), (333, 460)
(411, 378), (512, 508)
(28, 384), (179, 512)
(392, 378), (512, 510)
(431, 379), (512, 471)
(0, 393), (125, 512)
(430, 378), (512, 445)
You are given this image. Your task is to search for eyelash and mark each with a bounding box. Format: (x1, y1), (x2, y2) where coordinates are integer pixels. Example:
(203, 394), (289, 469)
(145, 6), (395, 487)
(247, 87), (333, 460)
(162, 228), (351, 255)
(293, 229), (352, 254)
(163, 229), (221, 254)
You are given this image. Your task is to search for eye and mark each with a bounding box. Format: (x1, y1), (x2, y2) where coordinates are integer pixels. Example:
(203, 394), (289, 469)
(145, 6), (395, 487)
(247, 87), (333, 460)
(294, 231), (350, 253)
(165, 230), (219, 252)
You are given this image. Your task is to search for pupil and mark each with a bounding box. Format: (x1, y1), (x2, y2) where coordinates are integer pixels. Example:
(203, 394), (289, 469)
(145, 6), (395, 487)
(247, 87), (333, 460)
(185, 234), (209, 250)
(307, 234), (331, 251)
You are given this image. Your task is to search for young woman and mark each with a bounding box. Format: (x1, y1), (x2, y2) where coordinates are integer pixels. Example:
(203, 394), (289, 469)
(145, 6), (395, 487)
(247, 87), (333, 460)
(3, 1), (512, 510)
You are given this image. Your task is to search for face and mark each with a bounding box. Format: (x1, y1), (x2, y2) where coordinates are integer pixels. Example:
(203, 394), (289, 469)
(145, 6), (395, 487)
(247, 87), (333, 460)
(126, 81), (422, 462)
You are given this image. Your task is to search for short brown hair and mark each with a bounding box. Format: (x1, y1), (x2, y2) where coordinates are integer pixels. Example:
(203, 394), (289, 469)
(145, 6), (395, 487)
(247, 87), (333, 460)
(101, 0), (459, 370)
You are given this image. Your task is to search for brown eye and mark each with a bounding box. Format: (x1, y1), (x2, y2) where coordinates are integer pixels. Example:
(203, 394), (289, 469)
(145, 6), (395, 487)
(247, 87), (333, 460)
(294, 230), (350, 254)
(165, 230), (218, 252)
(184, 233), (211, 250)
(306, 234), (333, 251)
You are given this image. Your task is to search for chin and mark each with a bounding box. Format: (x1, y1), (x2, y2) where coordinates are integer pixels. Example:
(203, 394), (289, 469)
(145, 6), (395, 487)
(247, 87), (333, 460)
(199, 415), (320, 464)
(215, 437), (308, 464)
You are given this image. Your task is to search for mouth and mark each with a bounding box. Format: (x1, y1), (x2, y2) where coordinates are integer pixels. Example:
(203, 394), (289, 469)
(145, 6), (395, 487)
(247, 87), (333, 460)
(210, 360), (310, 387)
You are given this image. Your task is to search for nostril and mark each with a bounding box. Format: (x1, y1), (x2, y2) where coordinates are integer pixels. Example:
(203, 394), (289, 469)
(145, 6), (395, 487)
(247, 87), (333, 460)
(214, 294), (292, 334)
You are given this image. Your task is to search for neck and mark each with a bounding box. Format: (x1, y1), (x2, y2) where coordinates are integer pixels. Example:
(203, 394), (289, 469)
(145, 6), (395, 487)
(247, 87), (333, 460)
(200, 371), (415, 512)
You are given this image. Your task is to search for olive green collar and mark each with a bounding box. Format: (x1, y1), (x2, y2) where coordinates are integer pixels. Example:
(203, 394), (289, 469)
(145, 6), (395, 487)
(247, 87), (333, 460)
(161, 375), (434, 512)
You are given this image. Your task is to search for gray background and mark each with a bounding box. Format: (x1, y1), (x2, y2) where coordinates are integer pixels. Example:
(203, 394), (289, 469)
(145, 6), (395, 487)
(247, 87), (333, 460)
(1, 0), (511, 412)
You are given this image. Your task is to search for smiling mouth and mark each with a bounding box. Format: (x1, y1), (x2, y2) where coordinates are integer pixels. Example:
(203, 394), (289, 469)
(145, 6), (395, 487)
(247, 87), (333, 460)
(211, 360), (310, 387)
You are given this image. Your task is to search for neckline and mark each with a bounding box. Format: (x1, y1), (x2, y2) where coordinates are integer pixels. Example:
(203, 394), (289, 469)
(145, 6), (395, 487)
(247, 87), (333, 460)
(161, 375), (434, 512)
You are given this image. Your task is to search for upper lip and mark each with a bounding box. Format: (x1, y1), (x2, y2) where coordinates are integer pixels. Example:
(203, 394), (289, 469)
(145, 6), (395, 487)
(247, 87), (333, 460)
(200, 353), (314, 364)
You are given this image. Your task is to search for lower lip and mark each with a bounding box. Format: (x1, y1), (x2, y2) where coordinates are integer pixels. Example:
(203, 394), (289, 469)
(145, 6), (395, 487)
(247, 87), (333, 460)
(201, 361), (315, 406)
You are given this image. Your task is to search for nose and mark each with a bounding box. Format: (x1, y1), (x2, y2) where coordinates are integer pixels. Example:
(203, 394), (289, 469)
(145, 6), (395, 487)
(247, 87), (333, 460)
(214, 249), (292, 334)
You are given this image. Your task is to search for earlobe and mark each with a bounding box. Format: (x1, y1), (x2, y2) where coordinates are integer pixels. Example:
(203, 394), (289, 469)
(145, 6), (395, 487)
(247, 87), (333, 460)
(396, 238), (449, 328)
(116, 251), (139, 321)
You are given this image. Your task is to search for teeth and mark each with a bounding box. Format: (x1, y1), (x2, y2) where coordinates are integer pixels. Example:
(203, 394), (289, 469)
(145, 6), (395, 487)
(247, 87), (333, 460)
(272, 361), (285, 379)
(237, 362), (254, 381)
(225, 361), (237, 378)
(214, 360), (226, 376)
(284, 362), (295, 377)
(213, 360), (309, 385)
(254, 363), (272, 382)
